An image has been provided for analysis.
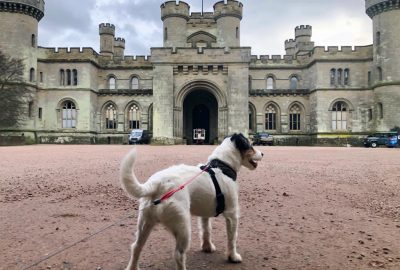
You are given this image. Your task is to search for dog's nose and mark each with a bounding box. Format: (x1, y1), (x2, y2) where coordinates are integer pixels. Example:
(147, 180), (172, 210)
(261, 152), (264, 157)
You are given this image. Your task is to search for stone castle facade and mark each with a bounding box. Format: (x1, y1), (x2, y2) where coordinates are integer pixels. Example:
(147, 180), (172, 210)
(0, 0), (399, 145)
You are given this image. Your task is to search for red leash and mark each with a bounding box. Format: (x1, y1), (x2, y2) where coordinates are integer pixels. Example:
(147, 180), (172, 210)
(153, 164), (210, 205)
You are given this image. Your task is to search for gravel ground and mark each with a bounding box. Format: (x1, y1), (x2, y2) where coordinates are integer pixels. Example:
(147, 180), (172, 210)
(1, 145), (400, 270)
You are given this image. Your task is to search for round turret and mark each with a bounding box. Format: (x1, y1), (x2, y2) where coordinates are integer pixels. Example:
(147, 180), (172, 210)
(365, 0), (400, 130)
(213, 0), (243, 47)
(99, 23), (115, 56)
(114, 37), (125, 58)
(295, 25), (312, 42)
(161, 1), (190, 47)
(0, 0), (45, 81)
(285, 39), (296, 55)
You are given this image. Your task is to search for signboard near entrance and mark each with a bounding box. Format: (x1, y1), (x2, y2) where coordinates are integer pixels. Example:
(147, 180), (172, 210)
(193, 129), (206, 144)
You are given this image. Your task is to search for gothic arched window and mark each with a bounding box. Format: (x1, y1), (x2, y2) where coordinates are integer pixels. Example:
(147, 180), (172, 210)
(289, 105), (301, 131)
(105, 104), (117, 129)
(62, 101), (77, 128)
(265, 104), (277, 130)
(332, 101), (348, 130)
(128, 104), (140, 129)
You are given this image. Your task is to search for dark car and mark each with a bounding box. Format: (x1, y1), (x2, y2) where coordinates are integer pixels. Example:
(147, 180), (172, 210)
(363, 132), (397, 148)
(253, 132), (274, 146)
(128, 129), (151, 144)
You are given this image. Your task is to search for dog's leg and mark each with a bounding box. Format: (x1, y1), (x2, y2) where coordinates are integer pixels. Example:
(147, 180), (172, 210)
(126, 212), (154, 270)
(224, 213), (242, 263)
(199, 217), (216, 253)
(166, 214), (190, 270)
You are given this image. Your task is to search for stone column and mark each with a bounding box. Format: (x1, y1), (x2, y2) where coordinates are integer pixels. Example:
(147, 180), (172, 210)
(152, 65), (175, 144)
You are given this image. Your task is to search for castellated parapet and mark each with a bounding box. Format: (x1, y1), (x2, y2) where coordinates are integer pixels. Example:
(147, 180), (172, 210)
(285, 39), (296, 55)
(114, 37), (125, 58)
(161, 1), (190, 21)
(99, 23), (115, 35)
(366, 0), (400, 18)
(213, 0), (243, 20)
(0, 0), (45, 21)
(114, 37), (125, 48)
(295, 25), (312, 41)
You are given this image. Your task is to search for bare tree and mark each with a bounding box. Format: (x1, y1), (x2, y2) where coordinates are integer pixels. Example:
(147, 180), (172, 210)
(0, 51), (32, 128)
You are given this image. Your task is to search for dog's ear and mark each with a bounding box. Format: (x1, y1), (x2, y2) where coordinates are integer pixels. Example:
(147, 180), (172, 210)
(230, 133), (251, 152)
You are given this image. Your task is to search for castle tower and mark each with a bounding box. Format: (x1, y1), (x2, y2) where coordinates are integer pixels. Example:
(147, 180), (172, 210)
(366, 0), (400, 130)
(213, 0), (243, 47)
(294, 25), (314, 56)
(161, 1), (190, 47)
(114, 37), (125, 58)
(285, 39), (296, 56)
(99, 23), (115, 56)
(0, 0), (45, 81)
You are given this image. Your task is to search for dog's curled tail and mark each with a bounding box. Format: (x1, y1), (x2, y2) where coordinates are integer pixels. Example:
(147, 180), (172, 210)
(120, 148), (152, 198)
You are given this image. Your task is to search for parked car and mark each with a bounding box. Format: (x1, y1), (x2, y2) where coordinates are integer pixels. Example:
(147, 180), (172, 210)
(363, 132), (397, 148)
(253, 132), (274, 146)
(128, 129), (151, 144)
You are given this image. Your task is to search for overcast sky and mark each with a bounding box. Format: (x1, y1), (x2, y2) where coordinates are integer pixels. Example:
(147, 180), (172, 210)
(38, 0), (373, 56)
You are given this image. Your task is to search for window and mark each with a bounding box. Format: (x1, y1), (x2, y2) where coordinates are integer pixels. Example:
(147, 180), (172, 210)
(38, 107), (42, 119)
(330, 69), (336, 85)
(377, 67), (383, 81)
(332, 101), (347, 130)
(29, 68), (35, 82)
(31, 34), (36, 47)
(62, 101), (77, 128)
(368, 71), (371, 86)
(39, 72), (43, 83)
(128, 104), (140, 129)
(376, 31), (381, 46)
(60, 69), (78, 86)
(248, 76), (252, 90)
(290, 76), (298, 90)
(368, 109), (373, 122)
(344, 69), (350, 85)
(108, 77), (116, 90)
(60, 69), (65, 85)
(249, 104), (256, 132)
(236, 27), (239, 39)
(289, 105), (301, 131)
(265, 105), (277, 130)
(28, 101), (33, 118)
(105, 104), (117, 129)
(164, 27), (168, 41)
(266, 76), (275, 90)
(378, 102), (383, 119)
(337, 68), (343, 85)
(72, 69), (78, 85)
(131, 77), (139, 90)
(66, 69), (71, 85)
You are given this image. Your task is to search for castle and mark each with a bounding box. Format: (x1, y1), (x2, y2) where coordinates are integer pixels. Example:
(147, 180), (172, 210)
(0, 0), (399, 145)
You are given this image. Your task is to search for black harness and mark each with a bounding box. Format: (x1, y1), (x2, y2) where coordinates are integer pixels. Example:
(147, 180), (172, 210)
(200, 159), (237, 217)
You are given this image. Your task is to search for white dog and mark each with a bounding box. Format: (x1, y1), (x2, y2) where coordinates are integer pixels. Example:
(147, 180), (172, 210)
(120, 133), (263, 270)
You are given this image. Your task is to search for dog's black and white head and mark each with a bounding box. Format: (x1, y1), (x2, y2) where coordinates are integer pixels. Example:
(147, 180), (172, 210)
(209, 133), (263, 171)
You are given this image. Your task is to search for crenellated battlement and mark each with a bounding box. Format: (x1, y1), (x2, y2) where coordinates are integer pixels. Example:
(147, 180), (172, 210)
(295, 25), (312, 38)
(310, 45), (373, 59)
(250, 54), (296, 66)
(114, 37), (125, 48)
(213, 0), (243, 20)
(161, 1), (190, 21)
(285, 39), (296, 49)
(0, 0), (45, 21)
(366, 0), (400, 18)
(99, 23), (115, 35)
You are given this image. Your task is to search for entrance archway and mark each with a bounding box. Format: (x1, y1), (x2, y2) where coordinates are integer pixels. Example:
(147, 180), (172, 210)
(183, 90), (218, 144)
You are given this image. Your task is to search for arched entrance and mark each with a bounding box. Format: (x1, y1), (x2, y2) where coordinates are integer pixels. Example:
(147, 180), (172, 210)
(183, 90), (218, 144)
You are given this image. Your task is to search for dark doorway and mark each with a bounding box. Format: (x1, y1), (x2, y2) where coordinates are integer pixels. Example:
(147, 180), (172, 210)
(183, 90), (218, 144)
(192, 104), (210, 143)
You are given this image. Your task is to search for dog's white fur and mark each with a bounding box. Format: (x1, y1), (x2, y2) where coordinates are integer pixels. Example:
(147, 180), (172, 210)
(120, 134), (263, 270)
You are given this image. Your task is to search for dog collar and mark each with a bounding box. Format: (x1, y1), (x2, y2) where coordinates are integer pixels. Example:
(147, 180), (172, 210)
(208, 159), (237, 181)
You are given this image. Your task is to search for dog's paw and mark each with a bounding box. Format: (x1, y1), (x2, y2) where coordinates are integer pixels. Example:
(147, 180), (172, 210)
(228, 253), (242, 263)
(201, 241), (216, 253)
